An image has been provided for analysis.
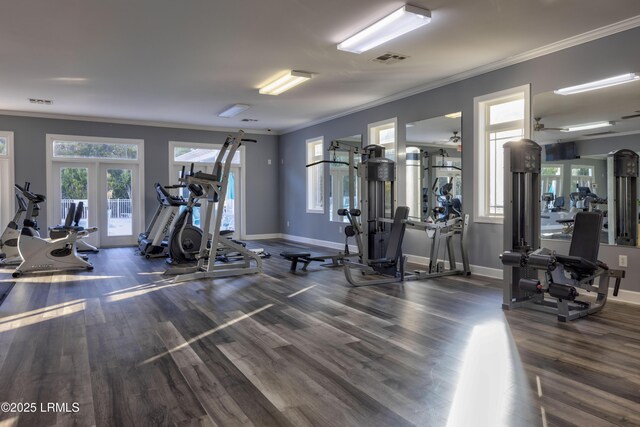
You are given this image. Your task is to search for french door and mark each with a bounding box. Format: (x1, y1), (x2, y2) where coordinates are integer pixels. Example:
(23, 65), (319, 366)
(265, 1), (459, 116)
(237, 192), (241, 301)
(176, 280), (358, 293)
(51, 162), (141, 247)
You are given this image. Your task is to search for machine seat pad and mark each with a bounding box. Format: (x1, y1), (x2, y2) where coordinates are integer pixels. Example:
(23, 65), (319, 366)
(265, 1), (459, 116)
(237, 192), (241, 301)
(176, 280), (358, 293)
(280, 252), (326, 261)
(556, 219), (575, 224)
(193, 171), (220, 182)
(51, 225), (84, 232)
(368, 257), (395, 266)
(554, 254), (599, 275)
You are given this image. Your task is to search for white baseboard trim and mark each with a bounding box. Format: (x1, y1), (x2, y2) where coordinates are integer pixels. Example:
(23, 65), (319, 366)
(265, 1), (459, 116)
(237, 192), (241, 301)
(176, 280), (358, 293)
(275, 235), (640, 305)
(242, 233), (283, 241)
(609, 288), (640, 305)
(281, 234), (358, 253)
(405, 254), (503, 279)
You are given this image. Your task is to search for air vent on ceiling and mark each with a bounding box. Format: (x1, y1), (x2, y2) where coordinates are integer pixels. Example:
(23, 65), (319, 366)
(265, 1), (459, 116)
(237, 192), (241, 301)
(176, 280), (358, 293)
(241, 118), (258, 122)
(371, 52), (409, 65)
(29, 98), (53, 105)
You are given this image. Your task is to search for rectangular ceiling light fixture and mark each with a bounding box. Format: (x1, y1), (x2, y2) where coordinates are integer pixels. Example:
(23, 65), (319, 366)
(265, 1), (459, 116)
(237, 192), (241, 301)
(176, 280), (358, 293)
(561, 121), (614, 132)
(554, 73), (639, 95)
(259, 71), (313, 95)
(218, 104), (250, 118)
(445, 111), (462, 119)
(337, 5), (431, 54)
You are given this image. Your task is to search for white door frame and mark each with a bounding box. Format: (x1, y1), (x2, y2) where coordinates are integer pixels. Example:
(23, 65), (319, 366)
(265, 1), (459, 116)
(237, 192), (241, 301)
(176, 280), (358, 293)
(0, 131), (15, 227)
(46, 134), (145, 248)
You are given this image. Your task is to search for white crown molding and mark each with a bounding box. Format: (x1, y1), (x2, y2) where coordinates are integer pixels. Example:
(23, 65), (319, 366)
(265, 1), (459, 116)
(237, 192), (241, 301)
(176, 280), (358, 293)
(0, 109), (277, 135)
(281, 15), (640, 135)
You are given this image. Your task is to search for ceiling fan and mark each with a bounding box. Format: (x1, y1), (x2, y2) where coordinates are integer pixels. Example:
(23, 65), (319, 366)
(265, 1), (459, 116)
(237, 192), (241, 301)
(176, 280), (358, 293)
(534, 117), (565, 132)
(621, 110), (640, 120)
(449, 131), (461, 143)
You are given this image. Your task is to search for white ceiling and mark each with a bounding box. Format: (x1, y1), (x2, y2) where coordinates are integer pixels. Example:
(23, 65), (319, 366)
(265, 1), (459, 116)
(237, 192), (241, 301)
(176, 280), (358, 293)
(2, 1), (640, 133)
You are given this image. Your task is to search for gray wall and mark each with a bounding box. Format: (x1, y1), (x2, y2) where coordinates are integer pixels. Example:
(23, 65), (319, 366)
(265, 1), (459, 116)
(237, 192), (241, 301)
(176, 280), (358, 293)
(279, 26), (640, 293)
(0, 115), (279, 235)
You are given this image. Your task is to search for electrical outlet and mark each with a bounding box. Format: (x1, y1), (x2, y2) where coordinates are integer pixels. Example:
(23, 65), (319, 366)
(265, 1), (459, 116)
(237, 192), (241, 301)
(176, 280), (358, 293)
(286, 220), (290, 227)
(619, 255), (628, 267)
(338, 226), (342, 233)
(267, 159), (272, 165)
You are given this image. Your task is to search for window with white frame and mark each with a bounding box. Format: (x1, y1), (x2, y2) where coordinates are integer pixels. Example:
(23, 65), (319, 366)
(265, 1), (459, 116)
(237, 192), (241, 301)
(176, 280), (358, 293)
(571, 165), (594, 189)
(169, 141), (243, 233)
(0, 131), (15, 228)
(368, 118), (397, 161)
(306, 137), (324, 213)
(541, 165), (563, 197)
(474, 85), (530, 222)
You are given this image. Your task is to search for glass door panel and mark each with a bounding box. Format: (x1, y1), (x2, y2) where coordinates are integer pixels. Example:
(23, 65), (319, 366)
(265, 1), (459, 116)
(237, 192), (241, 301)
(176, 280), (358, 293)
(106, 168), (133, 236)
(60, 166), (89, 228)
(99, 164), (139, 247)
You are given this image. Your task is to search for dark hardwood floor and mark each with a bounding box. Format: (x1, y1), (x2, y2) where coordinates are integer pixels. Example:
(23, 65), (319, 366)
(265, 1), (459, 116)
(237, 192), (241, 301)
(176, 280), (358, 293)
(0, 239), (639, 426)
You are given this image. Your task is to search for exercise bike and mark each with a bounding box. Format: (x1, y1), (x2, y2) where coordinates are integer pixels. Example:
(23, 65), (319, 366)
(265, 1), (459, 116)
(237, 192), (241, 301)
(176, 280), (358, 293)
(0, 190), (29, 265)
(13, 202), (97, 278)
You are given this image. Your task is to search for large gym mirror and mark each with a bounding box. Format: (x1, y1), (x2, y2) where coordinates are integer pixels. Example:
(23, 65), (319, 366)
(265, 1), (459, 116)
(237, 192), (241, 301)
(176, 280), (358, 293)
(329, 134), (362, 222)
(533, 77), (640, 246)
(405, 114), (462, 221)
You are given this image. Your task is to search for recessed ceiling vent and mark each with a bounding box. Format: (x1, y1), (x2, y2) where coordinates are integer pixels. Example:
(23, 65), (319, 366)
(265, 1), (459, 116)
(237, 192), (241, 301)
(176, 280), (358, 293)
(29, 98), (53, 105)
(241, 118), (258, 122)
(371, 52), (409, 65)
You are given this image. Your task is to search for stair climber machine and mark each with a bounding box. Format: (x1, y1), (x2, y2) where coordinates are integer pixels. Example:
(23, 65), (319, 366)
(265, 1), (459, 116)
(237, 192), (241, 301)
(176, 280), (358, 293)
(0, 188), (28, 265)
(500, 139), (624, 321)
(138, 179), (188, 258)
(343, 145), (411, 287)
(166, 131), (263, 282)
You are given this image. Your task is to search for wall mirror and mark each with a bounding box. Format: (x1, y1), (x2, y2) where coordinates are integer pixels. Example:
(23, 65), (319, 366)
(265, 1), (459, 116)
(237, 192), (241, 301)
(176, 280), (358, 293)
(405, 114), (462, 221)
(329, 134), (362, 222)
(533, 77), (640, 246)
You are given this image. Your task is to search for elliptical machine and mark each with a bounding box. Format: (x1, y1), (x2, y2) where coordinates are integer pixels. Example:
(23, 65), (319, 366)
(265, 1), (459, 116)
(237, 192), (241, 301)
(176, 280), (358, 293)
(0, 190), (28, 265)
(166, 164), (206, 265)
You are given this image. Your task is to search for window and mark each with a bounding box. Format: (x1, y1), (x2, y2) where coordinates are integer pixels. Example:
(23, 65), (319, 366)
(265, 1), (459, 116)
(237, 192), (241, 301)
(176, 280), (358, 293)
(53, 140), (138, 160)
(406, 147), (422, 218)
(169, 141), (243, 234)
(368, 118), (397, 161)
(571, 165), (594, 189)
(0, 131), (14, 228)
(306, 137), (324, 213)
(474, 85), (530, 222)
(541, 165), (563, 196)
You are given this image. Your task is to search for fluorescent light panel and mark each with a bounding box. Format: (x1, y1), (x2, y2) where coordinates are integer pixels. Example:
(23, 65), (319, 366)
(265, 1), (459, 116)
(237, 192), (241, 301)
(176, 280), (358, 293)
(554, 73), (639, 95)
(338, 5), (431, 54)
(259, 71), (313, 95)
(218, 104), (250, 118)
(561, 121), (613, 132)
(445, 112), (462, 119)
